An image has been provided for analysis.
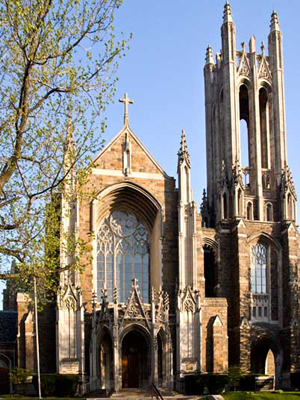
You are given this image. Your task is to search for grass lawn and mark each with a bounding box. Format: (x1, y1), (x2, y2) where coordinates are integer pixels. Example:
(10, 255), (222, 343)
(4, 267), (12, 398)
(220, 392), (300, 400)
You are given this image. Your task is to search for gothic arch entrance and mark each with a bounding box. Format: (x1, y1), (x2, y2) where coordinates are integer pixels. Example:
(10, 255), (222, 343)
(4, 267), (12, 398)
(121, 329), (150, 389)
(251, 336), (283, 388)
(0, 354), (11, 394)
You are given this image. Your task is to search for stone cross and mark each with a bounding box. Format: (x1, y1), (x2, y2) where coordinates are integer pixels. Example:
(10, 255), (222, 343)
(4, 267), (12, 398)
(119, 93), (134, 125)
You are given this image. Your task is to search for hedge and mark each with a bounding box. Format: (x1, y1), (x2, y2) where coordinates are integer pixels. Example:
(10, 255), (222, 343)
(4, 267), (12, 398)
(184, 373), (228, 395)
(33, 373), (79, 397)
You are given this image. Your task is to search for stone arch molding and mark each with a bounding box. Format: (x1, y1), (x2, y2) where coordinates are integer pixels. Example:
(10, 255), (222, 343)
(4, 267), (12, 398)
(202, 237), (218, 257)
(92, 181), (163, 232)
(247, 231), (281, 251)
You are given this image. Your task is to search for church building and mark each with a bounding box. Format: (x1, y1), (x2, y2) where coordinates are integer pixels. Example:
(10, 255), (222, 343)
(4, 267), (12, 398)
(3, 2), (300, 394)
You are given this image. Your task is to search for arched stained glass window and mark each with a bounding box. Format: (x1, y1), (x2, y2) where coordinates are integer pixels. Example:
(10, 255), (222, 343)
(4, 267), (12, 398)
(97, 211), (149, 303)
(251, 243), (267, 293)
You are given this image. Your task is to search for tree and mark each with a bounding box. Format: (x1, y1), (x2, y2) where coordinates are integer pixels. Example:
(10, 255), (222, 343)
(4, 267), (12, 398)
(0, 0), (129, 298)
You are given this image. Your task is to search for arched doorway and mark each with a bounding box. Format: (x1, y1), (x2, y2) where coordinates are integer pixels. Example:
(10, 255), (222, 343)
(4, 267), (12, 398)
(121, 329), (150, 389)
(251, 336), (282, 388)
(203, 244), (217, 297)
(0, 355), (10, 394)
(98, 329), (113, 392)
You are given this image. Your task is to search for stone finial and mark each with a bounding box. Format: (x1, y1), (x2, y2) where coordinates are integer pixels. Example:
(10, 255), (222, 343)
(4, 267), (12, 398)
(205, 45), (214, 65)
(261, 41), (265, 56)
(223, 1), (233, 23)
(119, 93), (134, 125)
(241, 42), (246, 53)
(249, 35), (256, 53)
(270, 10), (280, 32)
(178, 129), (191, 167)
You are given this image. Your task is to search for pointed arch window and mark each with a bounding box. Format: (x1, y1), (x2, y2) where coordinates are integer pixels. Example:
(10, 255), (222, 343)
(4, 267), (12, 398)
(259, 87), (270, 169)
(97, 210), (150, 303)
(239, 84), (250, 168)
(251, 243), (267, 294)
(247, 201), (253, 220)
(266, 203), (273, 222)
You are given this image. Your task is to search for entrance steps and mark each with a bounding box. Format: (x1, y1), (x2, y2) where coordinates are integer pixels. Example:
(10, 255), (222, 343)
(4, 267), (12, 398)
(87, 388), (198, 399)
(110, 389), (198, 399)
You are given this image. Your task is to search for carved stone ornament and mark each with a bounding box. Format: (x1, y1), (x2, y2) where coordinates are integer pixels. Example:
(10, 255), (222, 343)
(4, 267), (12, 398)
(178, 286), (200, 313)
(238, 43), (251, 77)
(65, 295), (76, 310)
(57, 283), (78, 311)
(258, 44), (272, 81)
(232, 160), (245, 189)
(122, 279), (149, 328)
(218, 160), (229, 192)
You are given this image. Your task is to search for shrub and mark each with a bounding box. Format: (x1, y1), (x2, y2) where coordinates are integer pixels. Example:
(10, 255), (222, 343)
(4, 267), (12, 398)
(55, 374), (79, 397)
(33, 373), (56, 396)
(291, 370), (300, 390)
(9, 367), (31, 385)
(207, 373), (229, 394)
(32, 373), (79, 397)
(239, 374), (257, 391)
(184, 374), (208, 395)
(227, 365), (242, 391)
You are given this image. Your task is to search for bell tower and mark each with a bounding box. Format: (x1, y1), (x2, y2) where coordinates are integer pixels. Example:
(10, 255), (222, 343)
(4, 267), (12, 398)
(202, 3), (300, 379)
(204, 2), (297, 226)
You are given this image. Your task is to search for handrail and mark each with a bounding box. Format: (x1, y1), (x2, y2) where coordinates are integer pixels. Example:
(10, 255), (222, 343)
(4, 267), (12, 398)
(152, 383), (164, 400)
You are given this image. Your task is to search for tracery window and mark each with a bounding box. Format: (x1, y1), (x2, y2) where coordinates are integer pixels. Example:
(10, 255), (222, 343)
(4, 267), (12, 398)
(97, 210), (149, 303)
(251, 243), (269, 321)
(251, 243), (267, 293)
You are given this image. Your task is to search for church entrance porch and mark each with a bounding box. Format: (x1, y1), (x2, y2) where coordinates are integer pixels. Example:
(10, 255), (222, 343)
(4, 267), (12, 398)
(121, 330), (150, 389)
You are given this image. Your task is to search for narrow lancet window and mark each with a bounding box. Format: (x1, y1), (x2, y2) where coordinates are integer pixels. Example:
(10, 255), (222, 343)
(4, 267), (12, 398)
(251, 244), (267, 294)
(223, 192), (228, 220)
(247, 202), (253, 220)
(259, 88), (270, 169)
(266, 203), (272, 222)
(239, 85), (250, 168)
(204, 245), (217, 297)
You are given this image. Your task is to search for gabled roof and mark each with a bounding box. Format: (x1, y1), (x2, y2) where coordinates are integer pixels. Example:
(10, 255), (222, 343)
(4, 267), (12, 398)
(92, 123), (172, 179)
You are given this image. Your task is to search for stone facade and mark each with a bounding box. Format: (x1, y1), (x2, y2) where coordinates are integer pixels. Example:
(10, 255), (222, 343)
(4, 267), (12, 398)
(3, 2), (300, 394)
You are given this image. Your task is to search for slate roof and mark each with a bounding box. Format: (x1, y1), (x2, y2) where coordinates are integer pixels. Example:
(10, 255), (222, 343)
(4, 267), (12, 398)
(0, 311), (17, 343)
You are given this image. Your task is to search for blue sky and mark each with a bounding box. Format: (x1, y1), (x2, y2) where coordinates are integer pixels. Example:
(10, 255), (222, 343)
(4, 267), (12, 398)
(1, 0), (300, 307)
(103, 0), (300, 200)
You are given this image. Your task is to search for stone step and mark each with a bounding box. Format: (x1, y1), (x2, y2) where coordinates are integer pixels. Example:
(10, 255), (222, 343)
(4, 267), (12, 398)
(87, 390), (198, 399)
(87, 388), (198, 399)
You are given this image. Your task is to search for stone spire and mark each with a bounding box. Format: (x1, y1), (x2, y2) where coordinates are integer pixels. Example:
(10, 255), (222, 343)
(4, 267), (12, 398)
(223, 1), (233, 23)
(178, 129), (190, 166)
(205, 45), (214, 65)
(270, 10), (280, 32)
(64, 115), (76, 192)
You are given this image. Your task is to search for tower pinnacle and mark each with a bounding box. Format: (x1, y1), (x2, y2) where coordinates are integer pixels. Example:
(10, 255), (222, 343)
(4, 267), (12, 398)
(223, 1), (233, 23)
(178, 129), (190, 166)
(270, 10), (280, 32)
(206, 45), (214, 65)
